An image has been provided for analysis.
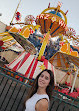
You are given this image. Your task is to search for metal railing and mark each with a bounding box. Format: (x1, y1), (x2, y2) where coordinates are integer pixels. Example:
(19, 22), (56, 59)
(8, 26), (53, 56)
(0, 66), (79, 111)
(49, 90), (79, 111)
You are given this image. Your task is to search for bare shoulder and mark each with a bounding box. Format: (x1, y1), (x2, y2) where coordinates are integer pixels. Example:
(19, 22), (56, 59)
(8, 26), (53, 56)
(35, 99), (48, 111)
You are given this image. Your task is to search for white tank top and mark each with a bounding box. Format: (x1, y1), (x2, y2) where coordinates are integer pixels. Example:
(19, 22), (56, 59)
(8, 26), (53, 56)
(25, 93), (49, 111)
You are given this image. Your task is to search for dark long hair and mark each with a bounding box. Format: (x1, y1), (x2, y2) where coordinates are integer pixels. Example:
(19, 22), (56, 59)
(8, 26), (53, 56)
(25, 69), (54, 102)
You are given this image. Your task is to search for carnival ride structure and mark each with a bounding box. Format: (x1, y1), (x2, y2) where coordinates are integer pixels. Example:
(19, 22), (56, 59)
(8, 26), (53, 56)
(1, 2), (66, 82)
(49, 43), (79, 98)
(0, 1), (79, 98)
(36, 1), (68, 60)
(0, 2), (69, 82)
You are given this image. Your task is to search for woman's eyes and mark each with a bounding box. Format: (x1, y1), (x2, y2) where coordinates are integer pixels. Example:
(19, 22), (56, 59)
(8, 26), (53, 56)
(40, 75), (49, 80)
(40, 75), (44, 77)
(45, 77), (49, 80)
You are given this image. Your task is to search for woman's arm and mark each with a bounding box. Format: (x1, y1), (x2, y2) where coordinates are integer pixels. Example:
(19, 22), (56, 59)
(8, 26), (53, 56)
(35, 99), (48, 111)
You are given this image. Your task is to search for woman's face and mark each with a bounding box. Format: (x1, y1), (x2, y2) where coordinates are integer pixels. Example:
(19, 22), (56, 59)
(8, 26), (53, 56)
(38, 71), (50, 89)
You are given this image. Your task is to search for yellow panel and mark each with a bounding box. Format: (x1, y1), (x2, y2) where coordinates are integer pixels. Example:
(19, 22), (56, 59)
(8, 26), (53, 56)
(20, 28), (30, 38)
(38, 32), (50, 60)
(9, 27), (18, 32)
(21, 26), (29, 33)
(0, 32), (14, 42)
(0, 32), (9, 36)
(1, 36), (13, 42)
(70, 51), (78, 57)
(60, 44), (67, 53)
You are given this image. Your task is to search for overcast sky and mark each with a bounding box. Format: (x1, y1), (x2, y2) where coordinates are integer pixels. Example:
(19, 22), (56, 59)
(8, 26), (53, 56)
(0, 0), (79, 35)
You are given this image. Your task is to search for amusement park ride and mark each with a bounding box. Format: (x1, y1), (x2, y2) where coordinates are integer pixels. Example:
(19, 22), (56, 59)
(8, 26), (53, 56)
(0, 1), (79, 98)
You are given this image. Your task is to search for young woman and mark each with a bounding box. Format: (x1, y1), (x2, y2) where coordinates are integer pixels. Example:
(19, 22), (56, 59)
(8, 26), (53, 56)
(25, 69), (54, 111)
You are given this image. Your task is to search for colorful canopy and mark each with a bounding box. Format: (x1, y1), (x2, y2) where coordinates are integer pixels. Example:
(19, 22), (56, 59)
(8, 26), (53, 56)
(6, 51), (54, 79)
(36, 13), (67, 37)
(36, 5), (68, 37)
(49, 51), (79, 69)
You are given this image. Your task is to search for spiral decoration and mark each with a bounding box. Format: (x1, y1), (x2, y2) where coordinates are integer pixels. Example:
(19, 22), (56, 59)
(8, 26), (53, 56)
(66, 27), (76, 36)
(65, 27), (79, 46)
(24, 15), (35, 25)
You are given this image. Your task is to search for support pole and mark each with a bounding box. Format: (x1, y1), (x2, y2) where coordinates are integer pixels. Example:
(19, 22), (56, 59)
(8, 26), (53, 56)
(53, 66), (57, 85)
(38, 31), (50, 60)
(70, 67), (78, 93)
